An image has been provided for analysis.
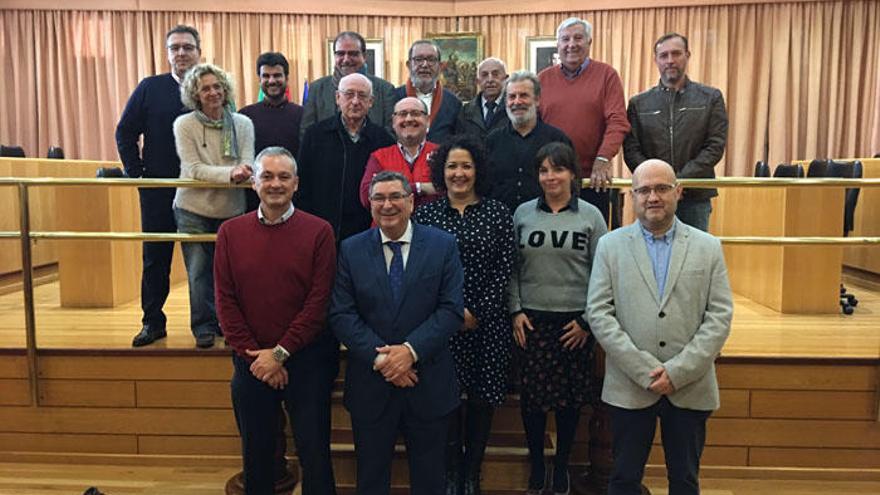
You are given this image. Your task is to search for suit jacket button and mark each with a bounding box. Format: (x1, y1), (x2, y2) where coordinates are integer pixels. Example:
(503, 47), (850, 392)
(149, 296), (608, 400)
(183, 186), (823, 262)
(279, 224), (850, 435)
(659, 341), (666, 347)
(658, 311), (666, 318)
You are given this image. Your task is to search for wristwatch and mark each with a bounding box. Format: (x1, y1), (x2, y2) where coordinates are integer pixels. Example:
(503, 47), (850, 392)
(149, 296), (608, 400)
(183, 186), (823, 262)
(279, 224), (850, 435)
(272, 345), (289, 364)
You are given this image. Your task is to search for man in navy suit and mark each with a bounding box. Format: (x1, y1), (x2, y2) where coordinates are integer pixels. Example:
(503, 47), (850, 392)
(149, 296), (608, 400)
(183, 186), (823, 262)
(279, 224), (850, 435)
(330, 170), (464, 495)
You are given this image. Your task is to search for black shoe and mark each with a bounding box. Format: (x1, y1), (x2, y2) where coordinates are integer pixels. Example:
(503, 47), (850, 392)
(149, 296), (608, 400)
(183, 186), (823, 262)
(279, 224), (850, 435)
(132, 325), (166, 347)
(195, 334), (215, 348)
(552, 466), (569, 495)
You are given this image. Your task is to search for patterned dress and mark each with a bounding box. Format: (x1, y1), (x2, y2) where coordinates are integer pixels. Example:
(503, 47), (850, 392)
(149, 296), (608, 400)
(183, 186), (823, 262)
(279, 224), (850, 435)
(414, 196), (516, 406)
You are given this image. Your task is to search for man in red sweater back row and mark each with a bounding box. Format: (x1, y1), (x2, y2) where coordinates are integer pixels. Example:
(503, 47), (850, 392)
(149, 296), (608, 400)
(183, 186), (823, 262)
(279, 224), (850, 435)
(214, 146), (339, 495)
(538, 17), (631, 222)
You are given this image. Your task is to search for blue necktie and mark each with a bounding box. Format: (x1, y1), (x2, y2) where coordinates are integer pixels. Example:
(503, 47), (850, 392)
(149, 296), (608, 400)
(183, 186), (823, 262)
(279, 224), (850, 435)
(387, 241), (404, 304)
(484, 100), (497, 126)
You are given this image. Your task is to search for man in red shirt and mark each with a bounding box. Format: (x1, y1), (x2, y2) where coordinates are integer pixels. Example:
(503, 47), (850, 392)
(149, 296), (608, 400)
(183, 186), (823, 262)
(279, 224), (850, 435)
(214, 146), (338, 495)
(538, 17), (630, 222)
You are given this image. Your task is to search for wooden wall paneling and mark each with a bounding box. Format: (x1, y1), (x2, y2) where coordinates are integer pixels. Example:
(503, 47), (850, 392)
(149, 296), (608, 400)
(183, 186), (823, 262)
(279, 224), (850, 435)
(137, 435), (240, 455)
(37, 355), (232, 381)
(0, 379), (30, 405)
(135, 381), (231, 408)
(717, 389), (750, 418)
(843, 158), (880, 274)
(0, 355), (28, 378)
(750, 390), (877, 420)
(0, 406), (237, 435)
(716, 362), (877, 391)
(0, 432), (137, 454)
(707, 417), (880, 448)
(647, 445), (749, 466)
(749, 447), (880, 469)
(38, 379), (136, 407)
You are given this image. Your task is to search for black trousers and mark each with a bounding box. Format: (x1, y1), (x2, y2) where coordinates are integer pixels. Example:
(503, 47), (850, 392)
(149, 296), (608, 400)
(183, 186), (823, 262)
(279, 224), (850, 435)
(607, 397), (711, 495)
(230, 333), (339, 495)
(350, 393), (451, 495)
(138, 188), (176, 328)
(579, 188), (610, 224)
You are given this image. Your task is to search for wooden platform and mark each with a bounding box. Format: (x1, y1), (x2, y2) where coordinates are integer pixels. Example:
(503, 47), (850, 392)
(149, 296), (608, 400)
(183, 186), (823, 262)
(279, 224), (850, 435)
(0, 273), (878, 490)
(1, 277), (878, 358)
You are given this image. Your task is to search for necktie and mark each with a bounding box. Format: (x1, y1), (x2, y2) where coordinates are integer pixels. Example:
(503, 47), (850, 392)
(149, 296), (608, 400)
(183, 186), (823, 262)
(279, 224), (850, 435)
(484, 100), (497, 126)
(387, 241), (404, 304)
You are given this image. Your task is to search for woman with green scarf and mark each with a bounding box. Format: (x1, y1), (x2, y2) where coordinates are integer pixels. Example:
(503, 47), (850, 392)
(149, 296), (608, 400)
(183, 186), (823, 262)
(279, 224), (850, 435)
(173, 63), (255, 348)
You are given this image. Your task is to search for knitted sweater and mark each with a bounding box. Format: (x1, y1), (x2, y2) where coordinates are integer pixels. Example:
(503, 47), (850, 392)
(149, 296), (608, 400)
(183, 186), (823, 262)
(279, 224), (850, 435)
(537, 60), (630, 176)
(214, 210), (337, 358)
(172, 112), (255, 219)
(508, 197), (608, 323)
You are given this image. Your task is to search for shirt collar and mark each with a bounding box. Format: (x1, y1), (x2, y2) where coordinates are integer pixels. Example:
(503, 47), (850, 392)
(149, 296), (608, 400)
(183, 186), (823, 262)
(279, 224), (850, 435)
(171, 71), (183, 85)
(481, 93), (502, 108)
(257, 203), (295, 225)
(397, 141), (426, 165)
(639, 220), (676, 243)
(561, 58), (591, 79)
(537, 193), (579, 213)
(380, 220), (414, 244)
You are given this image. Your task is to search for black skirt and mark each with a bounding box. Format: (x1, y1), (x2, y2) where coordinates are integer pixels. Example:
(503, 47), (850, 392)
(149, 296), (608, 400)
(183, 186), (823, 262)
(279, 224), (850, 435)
(517, 309), (594, 413)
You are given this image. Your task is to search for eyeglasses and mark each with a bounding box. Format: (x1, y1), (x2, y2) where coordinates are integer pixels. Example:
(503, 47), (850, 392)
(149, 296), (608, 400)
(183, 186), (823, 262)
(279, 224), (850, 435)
(411, 56), (439, 65)
(370, 192), (410, 203)
(334, 50), (363, 58)
(393, 110), (427, 118)
(338, 90), (372, 101)
(167, 44), (198, 53)
(632, 184), (677, 197)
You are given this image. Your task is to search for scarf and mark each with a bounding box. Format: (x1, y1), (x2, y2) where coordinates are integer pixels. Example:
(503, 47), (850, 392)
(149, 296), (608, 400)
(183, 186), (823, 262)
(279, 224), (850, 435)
(405, 79), (444, 126)
(194, 106), (239, 160)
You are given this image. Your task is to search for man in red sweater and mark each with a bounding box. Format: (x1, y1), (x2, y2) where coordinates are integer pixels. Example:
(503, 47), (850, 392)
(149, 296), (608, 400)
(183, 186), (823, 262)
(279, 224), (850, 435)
(538, 17), (630, 222)
(214, 146), (338, 495)
(359, 97), (439, 209)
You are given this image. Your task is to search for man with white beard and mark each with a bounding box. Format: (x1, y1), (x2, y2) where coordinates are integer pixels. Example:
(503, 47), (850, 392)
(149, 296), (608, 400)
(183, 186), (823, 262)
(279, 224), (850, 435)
(486, 71), (572, 213)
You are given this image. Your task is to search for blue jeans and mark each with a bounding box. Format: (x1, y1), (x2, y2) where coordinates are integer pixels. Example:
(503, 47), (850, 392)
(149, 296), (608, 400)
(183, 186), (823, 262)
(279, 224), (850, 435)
(174, 207), (226, 338)
(676, 198), (712, 232)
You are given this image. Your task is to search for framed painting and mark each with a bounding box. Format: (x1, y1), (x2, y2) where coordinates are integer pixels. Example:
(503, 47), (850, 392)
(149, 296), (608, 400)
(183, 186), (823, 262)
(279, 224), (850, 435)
(326, 38), (385, 78)
(527, 36), (559, 75)
(426, 32), (484, 102)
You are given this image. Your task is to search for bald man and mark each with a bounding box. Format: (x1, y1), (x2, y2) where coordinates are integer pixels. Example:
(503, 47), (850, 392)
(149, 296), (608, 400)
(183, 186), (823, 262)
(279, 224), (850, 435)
(297, 73), (394, 242)
(457, 57), (510, 141)
(587, 159), (733, 495)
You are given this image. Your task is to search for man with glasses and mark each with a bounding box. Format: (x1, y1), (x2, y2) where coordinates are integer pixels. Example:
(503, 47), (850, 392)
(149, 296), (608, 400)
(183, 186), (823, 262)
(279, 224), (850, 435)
(301, 31), (396, 137)
(623, 33), (729, 232)
(116, 24), (201, 347)
(297, 73), (394, 242)
(587, 159), (733, 495)
(359, 97), (438, 210)
(330, 170), (464, 495)
(395, 40), (461, 144)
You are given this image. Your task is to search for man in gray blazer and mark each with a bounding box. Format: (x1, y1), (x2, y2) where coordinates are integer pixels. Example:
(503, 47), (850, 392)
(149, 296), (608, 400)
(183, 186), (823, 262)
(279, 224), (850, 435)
(587, 159), (733, 495)
(300, 31), (397, 138)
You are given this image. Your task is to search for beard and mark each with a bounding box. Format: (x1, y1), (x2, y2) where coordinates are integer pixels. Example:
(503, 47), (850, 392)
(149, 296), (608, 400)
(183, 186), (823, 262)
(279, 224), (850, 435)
(506, 104), (537, 127)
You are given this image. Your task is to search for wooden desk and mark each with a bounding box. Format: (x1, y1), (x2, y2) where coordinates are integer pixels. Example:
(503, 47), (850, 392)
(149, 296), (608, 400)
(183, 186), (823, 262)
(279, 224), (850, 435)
(714, 185), (844, 314)
(0, 158), (185, 308)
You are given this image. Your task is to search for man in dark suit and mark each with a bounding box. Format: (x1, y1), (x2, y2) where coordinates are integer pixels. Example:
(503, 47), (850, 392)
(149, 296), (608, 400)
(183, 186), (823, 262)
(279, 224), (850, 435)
(457, 57), (510, 142)
(330, 170), (464, 495)
(115, 24), (201, 347)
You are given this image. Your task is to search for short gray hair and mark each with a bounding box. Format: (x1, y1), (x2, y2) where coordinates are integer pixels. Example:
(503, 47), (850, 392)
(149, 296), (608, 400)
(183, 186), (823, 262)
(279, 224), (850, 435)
(556, 17), (593, 41)
(369, 170), (412, 196)
(254, 146), (297, 178)
(408, 40), (442, 62)
(477, 57), (507, 74)
(505, 70), (541, 98)
(180, 63), (236, 111)
(337, 73), (374, 97)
